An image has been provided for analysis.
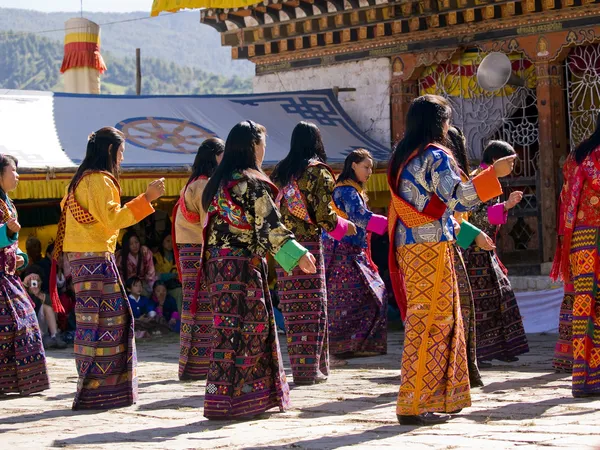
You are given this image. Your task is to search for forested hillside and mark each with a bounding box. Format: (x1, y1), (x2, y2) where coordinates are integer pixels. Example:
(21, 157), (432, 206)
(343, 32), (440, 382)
(0, 32), (252, 95)
(0, 7), (254, 78)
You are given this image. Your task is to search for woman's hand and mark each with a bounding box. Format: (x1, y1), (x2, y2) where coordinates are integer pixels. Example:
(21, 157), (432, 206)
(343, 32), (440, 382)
(145, 178), (166, 202)
(6, 217), (20, 234)
(16, 255), (24, 267)
(452, 217), (461, 235)
(493, 155), (518, 178)
(475, 232), (496, 251)
(345, 221), (357, 236)
(504, 191), (523, 210)
(298, 253), (317, 274)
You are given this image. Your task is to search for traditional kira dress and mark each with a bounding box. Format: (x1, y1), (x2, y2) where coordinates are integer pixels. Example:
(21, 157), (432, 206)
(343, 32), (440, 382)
(388, 144), (503, 416)
(203, 170), (308, 419)
(55, 171), (154, 410)
(172, 176), (212, 380)
(551, 149), (600, 397)
(552, 160), (575, 373)
(462, 164), (529, 363)
(274, 161), (349, 384)
(0, 193), (49, 396)
(324, 180), (388, 356)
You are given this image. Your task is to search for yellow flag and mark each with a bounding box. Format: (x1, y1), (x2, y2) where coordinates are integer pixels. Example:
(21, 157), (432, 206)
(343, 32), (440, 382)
(151, 0), (263, 16)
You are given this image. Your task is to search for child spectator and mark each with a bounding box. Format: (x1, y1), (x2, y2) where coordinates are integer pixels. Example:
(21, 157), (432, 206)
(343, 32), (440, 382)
(126, 276), (155, 319)
(152, 280), (180, 333)
(153, 233), (183, 312)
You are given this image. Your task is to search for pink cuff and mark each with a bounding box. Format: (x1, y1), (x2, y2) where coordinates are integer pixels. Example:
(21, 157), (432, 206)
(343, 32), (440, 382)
(366, 214), (388, 235)
(329, 216), (349, 241)
(487, 203), (508, 225)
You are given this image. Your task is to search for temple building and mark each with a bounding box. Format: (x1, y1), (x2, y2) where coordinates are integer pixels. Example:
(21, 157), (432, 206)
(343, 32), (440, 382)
(154, 0), (600, 271)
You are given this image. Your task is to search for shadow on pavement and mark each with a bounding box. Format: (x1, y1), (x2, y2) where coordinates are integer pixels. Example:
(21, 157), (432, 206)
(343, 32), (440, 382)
(242, 424), (409, 449)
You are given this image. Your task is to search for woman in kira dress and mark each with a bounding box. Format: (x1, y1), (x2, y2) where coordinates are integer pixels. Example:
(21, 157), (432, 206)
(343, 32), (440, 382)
(461, 141), (529, 368)
(0, 153), (50, 397)
(173, 137), (224, 381)
(270, 121), (357, 385)
(387, 95), (516, 425)
(323, 148), (388, 357)
(201, 120), (317, 419)
(54, 126), (165, 410)
(551, 112), (600, 397)
(444, 125), (487, 387)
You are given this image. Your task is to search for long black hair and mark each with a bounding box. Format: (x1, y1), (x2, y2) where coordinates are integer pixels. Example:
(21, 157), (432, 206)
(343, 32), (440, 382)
(69, 127), (124, 192)
(187, 137), (225, 184)
(389, 95), (452, 183)
(271, 121), (327, 187)
(120, 229), (145, 281)
(446, 126), (469, 175)
(337, 148), (373, 187)
(574, 112), (600, 164)
(0, 154), (18, 198)
(201, 120), (266, 211)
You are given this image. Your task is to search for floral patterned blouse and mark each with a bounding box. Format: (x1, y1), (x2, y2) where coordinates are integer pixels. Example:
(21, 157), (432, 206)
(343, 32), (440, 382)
(205, 171), (298, 259)
(275, 164), (340, 241)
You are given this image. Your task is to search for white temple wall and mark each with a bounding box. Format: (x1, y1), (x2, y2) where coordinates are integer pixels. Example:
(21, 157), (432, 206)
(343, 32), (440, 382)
(253, 58), (391, 147)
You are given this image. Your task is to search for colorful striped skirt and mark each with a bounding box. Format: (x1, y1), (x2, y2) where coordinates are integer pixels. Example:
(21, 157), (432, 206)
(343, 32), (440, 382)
(0, 274), (49, 396)
(553, 284), (574, 373)
(396, 242), (471, 416)
(68, 252), (137, 410)
(276, 237), (329, 384)
(453, 246), (483, 387)
(204, 247), (290, 419)
(569, 226), (600, 397)
(463, 246), (529, 362)
(177, 244), (212, 380)
(323, 239), (387, 356)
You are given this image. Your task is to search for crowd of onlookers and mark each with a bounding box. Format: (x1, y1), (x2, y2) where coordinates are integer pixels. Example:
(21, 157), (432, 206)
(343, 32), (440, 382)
(21, 206), (401, 350)
(19, 210), (183, 350)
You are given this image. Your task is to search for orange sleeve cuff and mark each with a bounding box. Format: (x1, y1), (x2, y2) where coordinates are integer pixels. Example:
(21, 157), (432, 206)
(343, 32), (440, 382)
(471, 166), (503, 202)
(126, 194), (154, 221)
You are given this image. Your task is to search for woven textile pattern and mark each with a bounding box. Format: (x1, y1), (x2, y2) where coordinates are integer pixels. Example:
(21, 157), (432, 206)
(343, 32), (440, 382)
(453, 246), (483, 387)
(178, 244), (212, 380)
(396, 242), (471, 416)
(0, 274), (49, 395)
(463, 246), (529, 361)
(323, 239), (387, 356)
(204, 247), (290, 419)
(570, 226), (600, 397)
(553, 287), (575, 373)
(68, 252), (137, 410)
(276, 238), (329, 384)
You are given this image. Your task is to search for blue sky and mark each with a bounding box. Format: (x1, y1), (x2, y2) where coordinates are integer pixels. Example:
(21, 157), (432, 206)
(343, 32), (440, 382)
(0, 0), (150, 12)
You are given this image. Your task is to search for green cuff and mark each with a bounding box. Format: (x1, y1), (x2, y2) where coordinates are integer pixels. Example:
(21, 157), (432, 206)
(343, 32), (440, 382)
(456, 220), (481, 249)
(16, 249), (28, 270)
(0, 224), (18, 248)
(274, 239), (309, 273)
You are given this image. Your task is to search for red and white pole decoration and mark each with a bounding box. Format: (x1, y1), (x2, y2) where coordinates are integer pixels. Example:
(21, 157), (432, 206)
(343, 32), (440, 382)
(60, 18), (107, 94)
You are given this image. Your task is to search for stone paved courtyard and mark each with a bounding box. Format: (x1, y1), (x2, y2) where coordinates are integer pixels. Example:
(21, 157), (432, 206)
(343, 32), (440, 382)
(2, 332), (600, 449)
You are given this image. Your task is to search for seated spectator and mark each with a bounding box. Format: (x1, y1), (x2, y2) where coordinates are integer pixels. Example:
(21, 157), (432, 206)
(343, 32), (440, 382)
(22, 237), (51, 291)
(131, 210), (172, 253)
(126, 276), (155, 319)
(153, 233), (182, 312)
(116, 230), (156, 297)
(23, 273), (67, 349)
(152, 280), (180, 333)
(126, 276), (162, 339)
